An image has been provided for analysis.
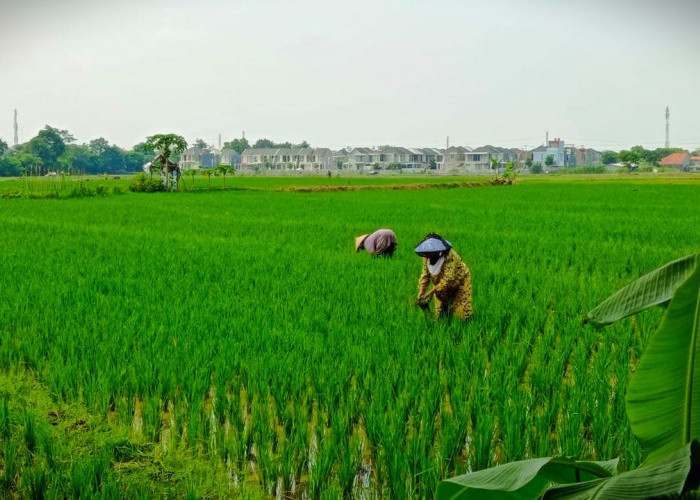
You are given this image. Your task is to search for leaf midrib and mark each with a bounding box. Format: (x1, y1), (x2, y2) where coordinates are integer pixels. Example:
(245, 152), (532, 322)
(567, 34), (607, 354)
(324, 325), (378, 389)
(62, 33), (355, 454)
(686, 277), (700, 443)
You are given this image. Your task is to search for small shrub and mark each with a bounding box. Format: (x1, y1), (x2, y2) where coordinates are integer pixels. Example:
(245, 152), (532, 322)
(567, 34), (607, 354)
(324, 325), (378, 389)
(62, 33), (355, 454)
(129, 173), (164, 193)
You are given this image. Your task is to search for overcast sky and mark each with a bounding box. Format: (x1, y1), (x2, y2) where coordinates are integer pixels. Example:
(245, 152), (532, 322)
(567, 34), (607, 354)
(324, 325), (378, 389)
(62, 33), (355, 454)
(1, 0), (698, 151)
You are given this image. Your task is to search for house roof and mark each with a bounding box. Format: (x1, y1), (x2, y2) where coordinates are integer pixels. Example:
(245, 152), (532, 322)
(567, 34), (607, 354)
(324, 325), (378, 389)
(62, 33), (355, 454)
(472, 145), (508, 153)
(530, 145), (547, 153)
(348, 147), (375, 155)
(443, 146), (471, 153)
(241, 148), (331, 156)
(658, 152), (690, 166)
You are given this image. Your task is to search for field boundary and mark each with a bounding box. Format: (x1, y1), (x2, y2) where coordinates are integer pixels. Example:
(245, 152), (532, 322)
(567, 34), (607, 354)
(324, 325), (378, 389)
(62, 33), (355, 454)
(275, 178), (515, 192)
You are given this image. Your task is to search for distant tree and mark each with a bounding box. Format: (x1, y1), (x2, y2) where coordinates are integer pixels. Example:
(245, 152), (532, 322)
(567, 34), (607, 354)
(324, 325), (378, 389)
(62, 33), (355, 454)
(88, 137), (110, 156)
(618, 150), (639, 171)
(525, 158), (533, 168)
(193, 138), (209, 149)
(0, 155), (24, 176)
(691, 148), (700, 157)
(601, 150), (618, 164)
(252, 138), (310, 149)
(490, 157), (498, 171)
(100, 146), (125, 173)
(0, 138), (8, 155)
(132, 142), (155, 156)
(27, 125), (69, 170)
(223, 137), (250, 154)
(253, 138), (276, 149)
(544, 155), (554, 167)
(124, 150), (147, 172)
(530, 162), (543, 174)
(144, 134), (187, 191)
(15, 151), (42, 175)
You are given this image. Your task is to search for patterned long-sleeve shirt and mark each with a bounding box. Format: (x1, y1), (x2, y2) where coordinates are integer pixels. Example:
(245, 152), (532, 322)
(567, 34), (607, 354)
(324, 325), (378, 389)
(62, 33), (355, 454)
(418, 249), (470, 298)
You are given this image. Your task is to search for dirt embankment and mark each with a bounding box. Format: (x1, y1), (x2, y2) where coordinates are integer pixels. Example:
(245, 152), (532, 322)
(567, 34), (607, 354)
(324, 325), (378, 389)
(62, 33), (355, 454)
(276, 178), (515, 193)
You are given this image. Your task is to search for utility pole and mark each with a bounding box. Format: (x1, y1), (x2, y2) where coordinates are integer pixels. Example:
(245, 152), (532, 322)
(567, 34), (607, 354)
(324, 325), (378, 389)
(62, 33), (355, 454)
(218, 133), (221, 149)
(446, 136), (449, 148)
(665, 106), (670, 148)
(13, 109), (18, 146)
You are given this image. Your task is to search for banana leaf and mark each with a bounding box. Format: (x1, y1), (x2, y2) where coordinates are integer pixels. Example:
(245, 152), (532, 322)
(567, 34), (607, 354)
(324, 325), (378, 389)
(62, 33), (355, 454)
(543, 440), (697, 499)
(585, 254), (697, 326)
(626, 261), (700, 464)
(436, 457), (618, 500)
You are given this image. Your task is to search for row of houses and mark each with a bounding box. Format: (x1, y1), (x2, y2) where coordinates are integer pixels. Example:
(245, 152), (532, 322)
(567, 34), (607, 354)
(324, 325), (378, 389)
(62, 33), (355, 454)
(177, 139), (606, 173)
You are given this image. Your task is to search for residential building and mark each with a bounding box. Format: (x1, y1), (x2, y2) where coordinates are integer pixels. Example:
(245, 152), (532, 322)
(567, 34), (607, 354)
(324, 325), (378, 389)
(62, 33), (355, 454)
(220, 148), (241, 168)
(346, 147), (375, 170)
(691, 156), (700, 171)
(438, 146), (471, 171)
(201, 149), (221, 168)
(419, 148), (441, 169)
(179, 147), (203, 170)
(464, 145), (516, 172)
(532, 138), (566, 168)
(658, 152), (691, 171)
(333, 148), (350, 169)
(377, 146), (429, 169)
(240, 148), (334, 171)
(529, 145), (547, 165)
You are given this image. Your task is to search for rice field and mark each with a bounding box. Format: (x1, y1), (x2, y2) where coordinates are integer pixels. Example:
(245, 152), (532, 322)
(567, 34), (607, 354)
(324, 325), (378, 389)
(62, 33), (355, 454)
(0, 176), (699, 498)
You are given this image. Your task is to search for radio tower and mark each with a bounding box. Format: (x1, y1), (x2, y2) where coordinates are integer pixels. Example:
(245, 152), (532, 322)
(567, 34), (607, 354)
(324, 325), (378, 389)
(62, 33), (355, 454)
(665, 106), (670, 148)
(13, 109), (18, 146)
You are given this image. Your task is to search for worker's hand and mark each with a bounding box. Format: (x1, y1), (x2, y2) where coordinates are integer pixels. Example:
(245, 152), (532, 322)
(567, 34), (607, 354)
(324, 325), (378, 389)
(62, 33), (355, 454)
(416, 295), (430, 310)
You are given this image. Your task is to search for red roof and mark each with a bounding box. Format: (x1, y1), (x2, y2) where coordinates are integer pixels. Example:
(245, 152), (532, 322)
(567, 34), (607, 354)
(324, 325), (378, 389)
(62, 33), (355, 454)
(658, 152), (689, 166)
(692, 156), (700, 161)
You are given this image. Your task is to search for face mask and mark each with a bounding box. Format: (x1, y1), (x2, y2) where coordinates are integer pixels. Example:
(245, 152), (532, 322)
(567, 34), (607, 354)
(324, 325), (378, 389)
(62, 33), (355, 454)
(428, 255), (446, 275)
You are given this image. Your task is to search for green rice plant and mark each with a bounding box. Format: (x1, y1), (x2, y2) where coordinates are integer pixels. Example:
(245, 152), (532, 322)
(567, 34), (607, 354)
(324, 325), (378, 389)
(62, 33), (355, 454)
(308, 434), (338, 500)
(1, 179), (700, 496)
(0, 395), (10, 439)
(23, 410), (37, 461)
(2, 440), (17, 490)
(142, 395), (162, 443)
(22, 463), (48, 500)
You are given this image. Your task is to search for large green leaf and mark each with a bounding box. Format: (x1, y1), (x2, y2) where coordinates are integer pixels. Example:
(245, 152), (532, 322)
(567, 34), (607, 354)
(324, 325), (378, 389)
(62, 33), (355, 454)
(436, 457), (618, 500)
(626, 262), (700, 464)
(543, 441), (696, 499)
(586, 253), (698, 326)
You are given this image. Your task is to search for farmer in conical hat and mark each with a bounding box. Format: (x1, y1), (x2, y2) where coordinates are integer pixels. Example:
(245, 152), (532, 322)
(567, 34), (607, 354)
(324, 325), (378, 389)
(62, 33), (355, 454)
(355, 229), (398, 257)
(415, 233), (472, 320)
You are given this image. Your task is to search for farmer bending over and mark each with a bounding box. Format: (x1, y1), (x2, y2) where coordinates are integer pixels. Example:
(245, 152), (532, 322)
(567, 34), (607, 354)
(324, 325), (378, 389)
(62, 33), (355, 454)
(355, 229), (398, 257)
(415, 233), (473, 320)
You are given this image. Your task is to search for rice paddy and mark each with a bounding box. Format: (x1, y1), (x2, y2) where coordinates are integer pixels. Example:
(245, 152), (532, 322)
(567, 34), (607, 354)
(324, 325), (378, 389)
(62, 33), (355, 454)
(0, 175), (699, 498)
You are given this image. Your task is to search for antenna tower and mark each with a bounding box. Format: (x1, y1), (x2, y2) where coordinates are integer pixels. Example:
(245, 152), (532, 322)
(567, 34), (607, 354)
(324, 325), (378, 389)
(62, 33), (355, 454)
(665, 106), (670, 148)
(13, 109), (18, 146)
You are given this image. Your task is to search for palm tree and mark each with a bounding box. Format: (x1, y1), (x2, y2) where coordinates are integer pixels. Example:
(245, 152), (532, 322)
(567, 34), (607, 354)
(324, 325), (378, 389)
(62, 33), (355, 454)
(215, 164), (233, 189)
(144, 134), (187, 191)
(184, 169), (197, 190)
(201, 169), (212, 190)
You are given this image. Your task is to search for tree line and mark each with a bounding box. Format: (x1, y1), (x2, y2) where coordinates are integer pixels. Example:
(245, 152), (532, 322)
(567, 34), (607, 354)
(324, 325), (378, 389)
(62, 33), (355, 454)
(0, 126), (311, 177)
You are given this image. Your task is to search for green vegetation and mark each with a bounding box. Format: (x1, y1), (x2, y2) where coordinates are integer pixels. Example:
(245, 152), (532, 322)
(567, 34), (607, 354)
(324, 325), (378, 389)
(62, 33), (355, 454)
(438, 253), (700, 498)
(0, 178), (699, 497)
